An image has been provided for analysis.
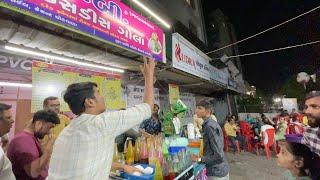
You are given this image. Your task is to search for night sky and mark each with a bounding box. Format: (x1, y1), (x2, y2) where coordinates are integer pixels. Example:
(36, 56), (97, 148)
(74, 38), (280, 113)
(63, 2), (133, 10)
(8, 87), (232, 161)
(203, 0), (320, 94)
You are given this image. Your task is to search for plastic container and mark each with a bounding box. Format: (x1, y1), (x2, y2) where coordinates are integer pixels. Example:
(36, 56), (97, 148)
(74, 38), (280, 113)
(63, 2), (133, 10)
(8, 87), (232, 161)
(187, 123), (195, 139)
(188, 147), (200, 155)
(168, 146), (186, 154)
(121, 164), (155, 180)
(285, 134), (303, 143)
(188, 139), (200, 148)
(126, 139), (134, 165)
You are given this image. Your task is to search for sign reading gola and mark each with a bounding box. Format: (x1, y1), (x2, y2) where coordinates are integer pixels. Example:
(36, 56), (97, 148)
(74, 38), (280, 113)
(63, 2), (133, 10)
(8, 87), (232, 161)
(175, 43), (196, 69)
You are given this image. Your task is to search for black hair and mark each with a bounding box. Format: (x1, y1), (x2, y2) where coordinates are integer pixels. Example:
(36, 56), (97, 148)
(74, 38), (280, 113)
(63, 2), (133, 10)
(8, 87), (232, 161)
(196, 100), (212, 111)
(286, 142), (320, 179)
(32, 110), (60, 124)
(43, 96), (59, 107)
(228, 117), (234, 123)
(154, 104), (160, 109)
(279, 113), (287, 118)
(262, 119), (272, 126)
(0, 103), (12, 121)
(63, 82), (97, 115)
(153, 104), (160, 115)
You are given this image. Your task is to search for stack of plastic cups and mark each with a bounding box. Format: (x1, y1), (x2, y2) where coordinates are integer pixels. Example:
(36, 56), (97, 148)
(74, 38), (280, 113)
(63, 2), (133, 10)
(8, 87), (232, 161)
(172, 153), (180, 173)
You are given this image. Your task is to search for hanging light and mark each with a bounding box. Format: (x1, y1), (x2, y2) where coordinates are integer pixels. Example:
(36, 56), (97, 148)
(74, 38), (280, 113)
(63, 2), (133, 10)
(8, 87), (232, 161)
(131, 0), (171, 29)
(4, 44), (125, 73)
(0, 82), (32, 88)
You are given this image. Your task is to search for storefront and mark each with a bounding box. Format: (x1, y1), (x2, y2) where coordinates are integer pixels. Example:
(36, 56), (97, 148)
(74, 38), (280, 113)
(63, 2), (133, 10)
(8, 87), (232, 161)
(171, 32), (231, 123)
(0, 0), (168, 134)
(0, 52), (32, 138)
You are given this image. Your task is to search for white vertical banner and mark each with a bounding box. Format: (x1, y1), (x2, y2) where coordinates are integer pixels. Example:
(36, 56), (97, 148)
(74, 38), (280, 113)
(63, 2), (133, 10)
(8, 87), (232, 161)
(180, 92), (196, 124)
(126, 85), (160, 108)
(159, 94), (170, 113)
(282, 98), (298, 112)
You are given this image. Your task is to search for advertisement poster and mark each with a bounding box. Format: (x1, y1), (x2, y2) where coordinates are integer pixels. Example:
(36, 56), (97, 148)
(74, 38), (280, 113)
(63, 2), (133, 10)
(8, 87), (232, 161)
(32, 61), (123, 112)
(126, 85), (160, 108)
(169, 84), (180, 104)
(1, 0), (166, 62)
(180, 92), (196, 124)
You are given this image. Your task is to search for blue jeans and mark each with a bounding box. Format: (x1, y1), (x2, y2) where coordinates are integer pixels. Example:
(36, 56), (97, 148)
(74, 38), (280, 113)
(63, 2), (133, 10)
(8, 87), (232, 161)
(228, 135), (246, 151)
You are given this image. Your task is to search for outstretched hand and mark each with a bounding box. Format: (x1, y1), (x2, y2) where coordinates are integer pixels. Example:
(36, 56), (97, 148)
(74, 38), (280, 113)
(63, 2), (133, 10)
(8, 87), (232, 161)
(139, 57), (156, 83)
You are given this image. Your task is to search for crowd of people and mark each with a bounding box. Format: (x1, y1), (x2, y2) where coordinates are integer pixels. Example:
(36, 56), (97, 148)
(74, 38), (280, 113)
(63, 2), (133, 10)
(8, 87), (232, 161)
(218, 91), (320, 179)
(190, 90), (320, 180)
(0, 57), (319, 180)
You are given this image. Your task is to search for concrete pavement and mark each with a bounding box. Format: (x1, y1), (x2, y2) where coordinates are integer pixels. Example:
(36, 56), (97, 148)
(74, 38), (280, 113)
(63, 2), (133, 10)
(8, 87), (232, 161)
(226, 151), (285, 180)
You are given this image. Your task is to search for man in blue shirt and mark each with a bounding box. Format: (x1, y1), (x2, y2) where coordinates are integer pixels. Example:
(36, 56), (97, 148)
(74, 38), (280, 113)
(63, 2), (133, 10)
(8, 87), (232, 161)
(139, 104), (161, 135)
(192, 100), (230, 180)
(245, 114), (256, 125)
(245, 114), (260, 137)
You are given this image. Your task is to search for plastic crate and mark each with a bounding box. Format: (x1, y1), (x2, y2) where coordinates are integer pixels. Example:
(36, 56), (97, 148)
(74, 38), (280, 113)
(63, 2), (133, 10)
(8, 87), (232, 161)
(168, 146), (186, 154)
(188, 147), (199, 155)
(121, 164), (155, 180)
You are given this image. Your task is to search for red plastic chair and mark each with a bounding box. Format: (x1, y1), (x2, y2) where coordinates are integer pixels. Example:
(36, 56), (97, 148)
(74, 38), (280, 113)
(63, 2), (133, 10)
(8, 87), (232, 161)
(239, 121), (254, 151)
(294, 124), (304, 134)
(223, 129), (240, 153)
(255, 128), (277, 160)
(286, 123), (304, 135)
(285, 126), (290, 134)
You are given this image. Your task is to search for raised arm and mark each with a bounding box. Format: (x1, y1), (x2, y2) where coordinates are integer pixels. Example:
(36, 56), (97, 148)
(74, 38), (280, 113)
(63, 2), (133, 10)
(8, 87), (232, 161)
(140, 57), (156, 109)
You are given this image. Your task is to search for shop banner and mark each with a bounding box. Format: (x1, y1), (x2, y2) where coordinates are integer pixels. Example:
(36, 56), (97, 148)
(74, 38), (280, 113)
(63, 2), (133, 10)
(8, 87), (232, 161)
(211, 68), (229, 85)
(228, 78), (237, 88)
(169, 84), (180, 104)
(32, 61), (124, 112)
(1, 0), (166, 63)
(126, 85), (160, 108)
(172, 33), (228, 84)
(0, 53), (32, 75)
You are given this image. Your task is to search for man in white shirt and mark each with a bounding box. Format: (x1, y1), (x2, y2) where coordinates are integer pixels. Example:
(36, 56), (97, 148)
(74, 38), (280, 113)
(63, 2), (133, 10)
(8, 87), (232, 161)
(0, 103), (15, 180)
(0, 133), (9, 151)
(48, 58), (155, 180)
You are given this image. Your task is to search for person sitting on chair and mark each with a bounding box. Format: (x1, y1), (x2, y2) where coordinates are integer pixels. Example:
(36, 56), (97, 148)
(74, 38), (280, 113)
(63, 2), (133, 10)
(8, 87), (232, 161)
(224, 117), (246, 152)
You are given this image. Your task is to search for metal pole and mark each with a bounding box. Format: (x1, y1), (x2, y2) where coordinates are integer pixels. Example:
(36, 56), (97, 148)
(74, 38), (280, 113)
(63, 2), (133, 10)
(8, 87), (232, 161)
(226, 93), (232, 115)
